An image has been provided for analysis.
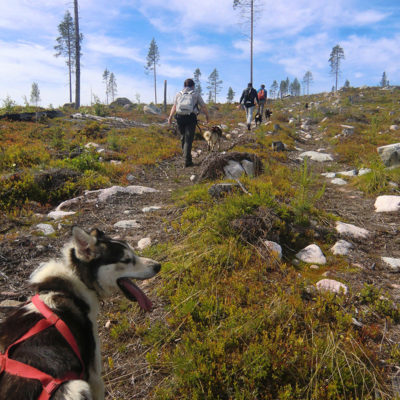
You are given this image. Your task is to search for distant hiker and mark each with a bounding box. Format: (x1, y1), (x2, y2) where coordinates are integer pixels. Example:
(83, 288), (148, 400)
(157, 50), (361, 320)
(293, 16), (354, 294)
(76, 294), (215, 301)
(168, 78), (209, 167)
(239, 83), (259, 131)
(257, 84), (267, 116)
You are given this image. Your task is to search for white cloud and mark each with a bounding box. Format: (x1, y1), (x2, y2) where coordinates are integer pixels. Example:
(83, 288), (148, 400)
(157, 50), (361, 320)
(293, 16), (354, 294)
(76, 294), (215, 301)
(352, 10), (389, 25)
(233, 38), (273, 57)
(85, 34), (144, 64)
(174, 45), (221, 62)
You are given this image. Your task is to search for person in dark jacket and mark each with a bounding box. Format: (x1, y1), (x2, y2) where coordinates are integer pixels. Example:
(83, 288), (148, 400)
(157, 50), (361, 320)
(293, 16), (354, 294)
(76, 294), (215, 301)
(168, 78), (209, 167)
(239, 83), (259, 131)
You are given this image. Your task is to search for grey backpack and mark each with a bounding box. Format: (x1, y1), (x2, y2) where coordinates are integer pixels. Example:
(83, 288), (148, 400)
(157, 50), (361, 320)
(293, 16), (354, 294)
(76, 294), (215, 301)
(176, 90), (196, 115)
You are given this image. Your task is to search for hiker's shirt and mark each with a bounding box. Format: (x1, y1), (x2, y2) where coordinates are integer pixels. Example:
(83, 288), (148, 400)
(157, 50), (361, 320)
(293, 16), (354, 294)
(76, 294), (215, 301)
(174, 87), (205, 115)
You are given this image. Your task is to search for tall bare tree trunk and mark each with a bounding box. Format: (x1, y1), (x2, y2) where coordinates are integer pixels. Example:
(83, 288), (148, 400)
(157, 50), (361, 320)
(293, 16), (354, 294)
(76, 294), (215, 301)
(68, 53), (72, 103)
(153, 62), (157, 104)
(74, 0), (80, 109)
(163, 80), (167, 112)
(250, 0), (253, 85)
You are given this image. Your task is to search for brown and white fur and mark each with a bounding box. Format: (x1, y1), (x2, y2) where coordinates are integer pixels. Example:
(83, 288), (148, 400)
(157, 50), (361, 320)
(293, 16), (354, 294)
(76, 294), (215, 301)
(0, 227), (161, 400)
(203, 125), (223, 152)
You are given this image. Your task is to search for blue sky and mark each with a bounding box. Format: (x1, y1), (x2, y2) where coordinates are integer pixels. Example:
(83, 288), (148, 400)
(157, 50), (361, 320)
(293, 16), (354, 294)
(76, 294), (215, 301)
(0, 0), (399, 107)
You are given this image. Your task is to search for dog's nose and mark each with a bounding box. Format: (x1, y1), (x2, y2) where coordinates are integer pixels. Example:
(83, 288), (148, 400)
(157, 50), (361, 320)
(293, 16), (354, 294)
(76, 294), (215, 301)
(153, 263), (161, 273)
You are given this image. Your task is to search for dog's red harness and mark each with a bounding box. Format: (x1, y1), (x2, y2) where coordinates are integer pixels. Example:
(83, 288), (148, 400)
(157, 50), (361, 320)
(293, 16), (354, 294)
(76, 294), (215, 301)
(0, 294), (85, 400)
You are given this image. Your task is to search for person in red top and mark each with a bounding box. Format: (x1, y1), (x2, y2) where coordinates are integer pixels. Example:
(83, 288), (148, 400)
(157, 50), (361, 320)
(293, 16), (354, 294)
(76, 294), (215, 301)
(257, 84), (267, 116)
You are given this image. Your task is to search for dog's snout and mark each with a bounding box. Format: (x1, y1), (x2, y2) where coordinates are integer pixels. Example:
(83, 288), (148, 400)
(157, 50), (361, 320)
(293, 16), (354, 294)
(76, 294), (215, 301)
(153, 263), (161, 273)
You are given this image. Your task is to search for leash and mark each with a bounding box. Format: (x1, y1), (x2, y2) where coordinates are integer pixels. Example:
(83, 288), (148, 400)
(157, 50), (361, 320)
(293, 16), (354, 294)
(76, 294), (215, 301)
(0, 294), (85, 400)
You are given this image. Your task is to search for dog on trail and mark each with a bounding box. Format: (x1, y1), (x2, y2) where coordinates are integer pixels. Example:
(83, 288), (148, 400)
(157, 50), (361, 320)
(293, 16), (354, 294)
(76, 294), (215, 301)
(264, 109), (272, 120)
(203, 125), (223, 151)
(254, 113), (262, 127)
(0, 227), (161, 400)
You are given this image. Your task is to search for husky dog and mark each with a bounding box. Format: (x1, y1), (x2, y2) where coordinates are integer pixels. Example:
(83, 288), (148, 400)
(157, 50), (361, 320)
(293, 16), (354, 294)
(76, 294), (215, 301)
(264, 109), (273, 120)
(0, 227), (161, 400)
(254, 113), (262, 127)
(203, 125), (223, 152)
(272, 141), (285, 152)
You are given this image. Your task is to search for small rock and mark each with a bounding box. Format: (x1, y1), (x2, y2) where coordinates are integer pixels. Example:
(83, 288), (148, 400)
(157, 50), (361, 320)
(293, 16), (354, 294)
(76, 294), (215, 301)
(390, 125), (399, 131)
(223, 160), (246, 179)
(241, 159), (254, 176)
(35, 224), (55, 235)
(85, 142), (100, 149)
(310, 265), (320, 270)
(338, 169), (357, 176)
(321, 172), (336, 178)
(298, 151), (333, 162)
(341, 125), (355, 136)
(113, 220), (141, 229)
(382, 257), (400, 272)
(331, 178), (347, 185)
(375, 195), (400, 212)
(264, 241), (282, 259)
(331, 240), (353, 255)
(137, 237), (151, 250)
(377, 143), (400, 167)
(358, 168), (371, 176)
(142, 206), (161, 213)
(48, 210), (76, 220)
(296, 244), (326, 265)
(190, 175), (196, 181)
(316, 279), (348, 295)
(336, 221), (370, 239)
(105, 320), (112, 329)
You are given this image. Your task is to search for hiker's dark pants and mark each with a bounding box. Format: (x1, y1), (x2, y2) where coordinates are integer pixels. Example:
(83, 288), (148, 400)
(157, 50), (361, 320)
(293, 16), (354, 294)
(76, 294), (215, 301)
(176, 113), (197, 165)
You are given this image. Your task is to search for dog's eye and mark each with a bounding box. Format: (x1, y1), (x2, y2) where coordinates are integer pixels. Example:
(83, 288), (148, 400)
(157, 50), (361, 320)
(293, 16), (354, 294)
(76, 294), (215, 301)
(120, 258), (133, 264)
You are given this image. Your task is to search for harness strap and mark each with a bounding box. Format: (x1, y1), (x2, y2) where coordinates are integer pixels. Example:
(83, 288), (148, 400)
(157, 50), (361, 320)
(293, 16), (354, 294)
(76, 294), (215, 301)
(31, 294), (85, 374)
(0, 294), (85, 399)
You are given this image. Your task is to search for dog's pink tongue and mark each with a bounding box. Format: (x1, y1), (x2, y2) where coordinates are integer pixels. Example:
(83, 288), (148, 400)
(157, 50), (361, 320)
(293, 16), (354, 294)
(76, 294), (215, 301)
(118, 278), (153, 312)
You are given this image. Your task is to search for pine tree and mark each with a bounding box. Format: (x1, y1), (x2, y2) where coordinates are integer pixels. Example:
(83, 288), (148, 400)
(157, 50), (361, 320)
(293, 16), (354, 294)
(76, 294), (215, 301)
(380, 72), (388, 87)
(30, 82), (41, 107)
(108, 73), (117, 102)
(73, 0), (81, 109)
(103, 68), (110, 104)
(329, 44), (345, 92)
(145, 38), (160, 104)
(194, 68), (203, 95)
(302, 71), (313, 95)
(290, 78), (301, 96)
(270, 80), (278, 99)
(279, 79), (288, 98)
(207, 68), (223, 103)
(344, 79), (350, 88)
(54, 11), (81, 103)
(227, 87), (235, 103)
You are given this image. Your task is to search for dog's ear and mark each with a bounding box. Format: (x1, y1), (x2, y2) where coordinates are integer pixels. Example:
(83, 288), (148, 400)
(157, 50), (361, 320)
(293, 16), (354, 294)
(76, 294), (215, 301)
(90, 228), (104, 238)
(72, 227), (98, 262)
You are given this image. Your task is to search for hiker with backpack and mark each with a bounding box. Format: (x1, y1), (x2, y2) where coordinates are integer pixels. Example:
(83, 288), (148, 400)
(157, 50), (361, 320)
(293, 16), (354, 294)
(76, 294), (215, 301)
(239, 83), (259, 131)
(168, 78), (209, 167)
(257, 84), (267, 116)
